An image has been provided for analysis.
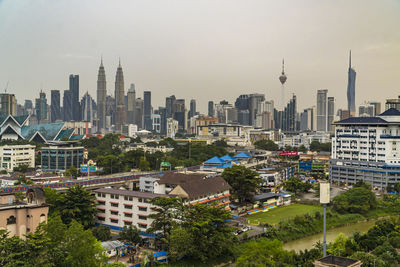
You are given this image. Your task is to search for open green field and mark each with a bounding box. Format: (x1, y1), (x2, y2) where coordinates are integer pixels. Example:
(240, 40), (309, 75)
(247, 204), (323, 225)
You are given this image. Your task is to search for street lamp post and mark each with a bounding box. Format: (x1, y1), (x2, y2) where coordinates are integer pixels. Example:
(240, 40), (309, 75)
(320, 181), (330, 257)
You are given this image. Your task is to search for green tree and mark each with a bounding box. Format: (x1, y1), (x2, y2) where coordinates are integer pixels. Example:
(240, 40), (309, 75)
(236, 239), (294, 266)
(47, 186), (97, 228)
(65, 166), (80, 178)
(91, 225), (112, 241)
(254, 139), (279, 151)
(221, 166), (262, 203)
(120, 225), (142, 244)
(183, 204), (237, 262)
(168, 226), (194, 261)
(332, 186), (377, 214)
(147, 197), (183, 247)
(283, 176), (312, 195)
(351, 251), (385, 267)
(13, 164), (29, 173)
(139, 156), (150, 171)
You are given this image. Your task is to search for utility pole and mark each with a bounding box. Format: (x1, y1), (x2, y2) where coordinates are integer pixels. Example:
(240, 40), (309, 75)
(320, 182), (330, 257)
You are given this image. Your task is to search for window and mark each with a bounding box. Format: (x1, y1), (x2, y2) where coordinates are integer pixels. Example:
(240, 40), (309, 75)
(125, 213), (132, 218)
(124, 221), (132, 226)
(138, 206), (147, 212)
(124, 196), (133, 201)
(138, 223), (147, 229)
(124, 204), (133, 209)
(110, 219), (118, 224)
(138, 198), (143, 203)
(110, 194), (119, 199)
(111, 203), (119, 207)
(111, 211), (118, 215)
(138, 215), (147, 220)
(97, 216), (105, 221)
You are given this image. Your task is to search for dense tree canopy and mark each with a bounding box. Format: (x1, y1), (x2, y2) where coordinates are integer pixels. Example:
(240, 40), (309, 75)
(44, 186), (97, 228)
(332, 186), (377, 214)
(283, 176), (312, 195)
(120, 225), (142, 244)
(254, 139), (279, 151)
(222, 166), (262, 203)
(309, 141), (331, 152)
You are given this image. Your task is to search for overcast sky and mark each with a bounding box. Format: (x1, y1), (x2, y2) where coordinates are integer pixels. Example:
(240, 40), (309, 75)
(0, 0), (400, 113)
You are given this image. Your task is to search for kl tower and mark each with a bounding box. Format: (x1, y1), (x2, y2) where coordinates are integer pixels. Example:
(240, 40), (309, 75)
(279, 59), (287, 110)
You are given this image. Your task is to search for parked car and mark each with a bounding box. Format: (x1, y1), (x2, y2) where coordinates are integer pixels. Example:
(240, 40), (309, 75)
(242, 226), (251, 232)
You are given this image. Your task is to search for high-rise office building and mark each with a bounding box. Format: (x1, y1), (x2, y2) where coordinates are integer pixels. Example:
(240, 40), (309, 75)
(135, 98), (144, 129)
(166, 95), (176, 118)
(35, 91), (47, 123)
(370, 101), (381, 116)
(81, 92), (95, 123)
(0, 93), (16, 116)
(317, 89), (328, 132)
(69, 74), (80, 121)
(97, 58), (107, 132)
(126, 84), (136, 124)
(249, 94), (265, 126)
(143, 91), (152, 130)
(114, 60), (126, 131)
(327, 97), (335, 132)
(300, 108), (314, 131)
(63, 90), (73, 122)
(347, 51), (356, 115)
(24, 100), (33, 116)
(189, 99), (196, 119)
(50, 90), (61, 122)
(359, 103), (375, 117)
(173, 99), (186, 132)
(158, 107), (167, 134)
(105, 95), (115, 128)
(208, 101), (214, 117)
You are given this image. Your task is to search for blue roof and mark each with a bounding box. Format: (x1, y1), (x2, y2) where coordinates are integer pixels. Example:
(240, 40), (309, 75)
(55, 128), (75, 140)
(221, 164), (233, 168)
(220, 155), (236, 161)
(21, 122), (65, 141)
(379, 108), (400, 116)
(152, 251), (167, 258)
(234, 152), (251, 158)
(14, 115), (29, 125)
(203, 156), (225, 164)
(335, 117), (387, 125)
(69, 134), (84, 140)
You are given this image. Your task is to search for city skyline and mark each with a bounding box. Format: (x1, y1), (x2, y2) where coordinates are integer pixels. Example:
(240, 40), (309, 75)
(1, 0), (400, 113)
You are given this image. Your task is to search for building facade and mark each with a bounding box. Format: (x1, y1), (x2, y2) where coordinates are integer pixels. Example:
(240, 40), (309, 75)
(114, 61), (126, 132)
(50, 90), (61, 122)
(0, 145), (35, 170)
(41, 146), (84, 171)
(97, 59), (107, 132)
(347, 51), (356, 116)
(330, 108), (400, 189)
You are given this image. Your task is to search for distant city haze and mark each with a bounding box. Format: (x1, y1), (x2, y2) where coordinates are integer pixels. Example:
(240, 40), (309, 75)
(0, 0), (400, 113)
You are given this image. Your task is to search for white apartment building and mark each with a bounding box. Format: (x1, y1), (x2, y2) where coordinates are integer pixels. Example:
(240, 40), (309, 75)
(166, 118), (178, 138)
(330, 108), (400, 189)
(0, 144), (35, 170)
(94, 188), (168, 233)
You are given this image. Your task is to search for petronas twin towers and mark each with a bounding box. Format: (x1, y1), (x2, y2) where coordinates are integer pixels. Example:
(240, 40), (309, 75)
(96, 58), (126, 132)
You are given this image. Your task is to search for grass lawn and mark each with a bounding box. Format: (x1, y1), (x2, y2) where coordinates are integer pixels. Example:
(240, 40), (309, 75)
(247, 204), (323, 225)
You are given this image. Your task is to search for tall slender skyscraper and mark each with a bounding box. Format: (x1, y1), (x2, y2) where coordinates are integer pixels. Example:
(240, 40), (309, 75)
(0, 93), (16, 116)
(347, 51), (356, 116)
(143, 91), (152, 130)
(114, 60), (126, 131)
(208, 101), (214, 117)
(189, 99), (196, 118)
(36, 90), (47, 123)
(317, 89), (328, 132)
(50, 90), (61, 122)
(97, 58), (107, 131)
(69, 74), (80, 121)
(327, 96), (335, 132)
(63, 90), (73, 121)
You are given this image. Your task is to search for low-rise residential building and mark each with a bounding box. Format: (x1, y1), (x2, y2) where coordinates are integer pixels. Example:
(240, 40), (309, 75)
(41, 145), (84, 171)
(0, 144), (35, 170)
(197, 124), (243, 138)
(94, 188), (168, 233)
(0, 176), (18, 187)
(139, 176), (159, 193)
(0, 188), (48, 238)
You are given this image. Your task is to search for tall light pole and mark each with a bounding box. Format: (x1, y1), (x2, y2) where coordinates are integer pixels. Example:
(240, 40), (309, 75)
(320, 182), (330, 257)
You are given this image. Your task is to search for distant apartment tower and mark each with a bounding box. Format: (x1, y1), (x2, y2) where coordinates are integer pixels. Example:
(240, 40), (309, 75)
(347, 51), (356, 115)
(97, 58), (107, 132)
(81, 92), (95, 123)
(0, 93), (16, 116)
(300, 108), (314, 131)
(69, 74), (80, 121)
(370, 102), (381, 116)
(50, 90), (61, 122)
(317, 89), (328, 132)
(327, 97), (335, 132)
(166, 95), (176, 118)
(135, 98), (144, 129)
(35, 90), (47, 123)
(189, 99), (196, 119)
(173, 99), (186, 132)
(143, 91), (152, 130)
(126, 84), (136, 124)
(359, 103), (375, 117)
(385, 96), (400, 111)
(63, 90), (73, 121)
(24, 100), (33, 116)
(208, 101), (214, 117)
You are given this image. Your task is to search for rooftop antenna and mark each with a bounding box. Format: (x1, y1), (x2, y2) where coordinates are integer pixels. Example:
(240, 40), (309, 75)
(4, 81), (9, 93)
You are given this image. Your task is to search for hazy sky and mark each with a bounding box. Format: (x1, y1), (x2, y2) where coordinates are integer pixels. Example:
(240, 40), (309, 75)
(1, 0), (400, 113)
